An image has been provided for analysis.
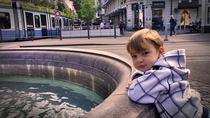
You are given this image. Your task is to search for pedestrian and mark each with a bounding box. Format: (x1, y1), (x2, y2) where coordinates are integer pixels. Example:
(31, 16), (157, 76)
(158, 18), (164, 31)
(110, 20), (113, 25)
(119, 21), (124, 36)
(100, 22), (104, 29)
(169, 15), (177, 36)
(195, 16), (199, 25)
(110, 20), (113, 29)
(139, 19), (142, 29)
(122, 21), (126, 30)
(125, 28), (208, 118)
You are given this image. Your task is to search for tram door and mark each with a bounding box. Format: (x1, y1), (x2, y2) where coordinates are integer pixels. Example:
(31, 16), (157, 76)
(25, 12), (34, 37)
(55, 18), (60, 35)
(41, 14), (47, 36)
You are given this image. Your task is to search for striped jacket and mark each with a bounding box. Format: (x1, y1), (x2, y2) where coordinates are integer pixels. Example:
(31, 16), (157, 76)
(128, 49), (203, 118)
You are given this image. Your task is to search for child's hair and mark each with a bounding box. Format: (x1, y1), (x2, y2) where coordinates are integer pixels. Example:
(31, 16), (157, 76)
(126, 29), (163, 53)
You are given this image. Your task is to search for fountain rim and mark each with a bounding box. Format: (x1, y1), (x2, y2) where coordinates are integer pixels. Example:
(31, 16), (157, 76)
(0, 47), (159, 118)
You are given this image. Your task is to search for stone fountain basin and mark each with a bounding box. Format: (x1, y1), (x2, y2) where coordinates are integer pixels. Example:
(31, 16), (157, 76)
(0, 48), (159, 118)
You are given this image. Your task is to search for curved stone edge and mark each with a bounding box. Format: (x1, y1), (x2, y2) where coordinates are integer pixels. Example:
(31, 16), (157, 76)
(0, 48), (159, 118)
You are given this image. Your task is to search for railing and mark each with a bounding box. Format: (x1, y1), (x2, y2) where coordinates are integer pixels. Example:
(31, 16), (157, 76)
(0, 27), (58, 42)
(61, 25), (120, 39)
(0, 25), (121, 42)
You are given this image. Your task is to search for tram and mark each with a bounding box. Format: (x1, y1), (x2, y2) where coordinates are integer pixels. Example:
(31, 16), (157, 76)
(0, 0), (72, 41)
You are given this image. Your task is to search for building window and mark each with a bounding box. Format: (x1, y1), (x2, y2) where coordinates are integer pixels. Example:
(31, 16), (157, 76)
(208, 0), (210, 4)
(207, 6), (210, 24)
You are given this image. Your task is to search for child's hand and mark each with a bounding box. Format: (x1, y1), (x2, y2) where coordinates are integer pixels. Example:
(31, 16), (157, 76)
(125, 78), (137, 90)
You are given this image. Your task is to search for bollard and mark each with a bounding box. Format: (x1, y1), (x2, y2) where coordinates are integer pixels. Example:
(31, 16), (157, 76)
(114, 25), (116, 39)
(60, 27), (62, 40)
(88, 14), (90, 39)
(0, 28), (2, 43)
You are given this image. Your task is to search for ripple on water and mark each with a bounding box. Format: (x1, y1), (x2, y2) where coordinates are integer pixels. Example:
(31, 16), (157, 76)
(0, 76), (104, 118)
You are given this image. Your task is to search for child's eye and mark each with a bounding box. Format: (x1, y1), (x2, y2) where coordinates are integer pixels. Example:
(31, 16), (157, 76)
(131, 55), (137, 58)
(143, 52), (149, 55)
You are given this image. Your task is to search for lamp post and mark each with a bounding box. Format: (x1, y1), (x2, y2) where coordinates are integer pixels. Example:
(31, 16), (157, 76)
(164, 0), (168, 41)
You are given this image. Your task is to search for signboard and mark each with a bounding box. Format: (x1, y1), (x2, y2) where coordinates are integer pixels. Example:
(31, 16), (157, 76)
(0, 0), (12, 7)
(55, 11), (61, 17)
(22, 3), (46, 12)
(152, 1), (165, 8)
(63, 13), (68, 17)
(50, 9), (55, 14)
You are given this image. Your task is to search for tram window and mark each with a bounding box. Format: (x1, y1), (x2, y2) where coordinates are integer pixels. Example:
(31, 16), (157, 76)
(59, 19), (62, 27)
(26, 12), (33, 26)
(0, 12), (11, 29)
(67, 19), (69, 26)
(52, 17), (55, 27)
(34, 15), (40, 28)
(41, 14), (46, 26)
(63, 18), (65, 26)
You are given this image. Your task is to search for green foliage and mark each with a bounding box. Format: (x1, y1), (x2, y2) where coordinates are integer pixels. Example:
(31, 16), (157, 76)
(34, 0), (50, 7)
(12, 0), (31, 2)
(51, 4), (55, 9)
(65, 8), (74, 19)
(70, 0), (81, 19)
(72, 12), (78, 20)
(121, 1), (123, 4)
(124, 0), (126, 3)
(57, 1), (65, 12)
(79, 0), (97, 22)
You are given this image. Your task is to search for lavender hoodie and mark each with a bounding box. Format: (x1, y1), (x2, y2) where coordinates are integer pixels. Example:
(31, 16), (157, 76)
(128, 49), (203, 118)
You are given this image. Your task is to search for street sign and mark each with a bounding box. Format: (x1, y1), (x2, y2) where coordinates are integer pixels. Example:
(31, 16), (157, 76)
(55, 11), (61, 17)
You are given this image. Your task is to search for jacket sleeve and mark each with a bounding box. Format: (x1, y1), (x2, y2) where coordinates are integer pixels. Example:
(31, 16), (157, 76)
(128, 69), (171, 104)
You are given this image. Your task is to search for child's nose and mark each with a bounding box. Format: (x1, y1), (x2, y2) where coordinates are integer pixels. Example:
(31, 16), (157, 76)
(137, 57), (143, 62)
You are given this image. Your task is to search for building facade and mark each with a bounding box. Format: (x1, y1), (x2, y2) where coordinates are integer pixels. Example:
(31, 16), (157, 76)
(101, 0), (210, 33)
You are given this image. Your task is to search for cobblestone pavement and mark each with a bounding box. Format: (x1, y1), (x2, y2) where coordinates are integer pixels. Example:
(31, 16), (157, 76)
(189, 80), (210, 109)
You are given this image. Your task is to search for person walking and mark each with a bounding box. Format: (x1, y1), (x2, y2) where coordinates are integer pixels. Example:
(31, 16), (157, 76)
(100, 22), (104, 29)
(169, 15), (177, 36)
(119, 21), (124, 36)
(139, 19), (142, 29)
(158, 18), (164, 31)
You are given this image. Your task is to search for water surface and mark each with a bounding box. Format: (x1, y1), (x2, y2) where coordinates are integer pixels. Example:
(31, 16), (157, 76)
(0, 76), (104, 118)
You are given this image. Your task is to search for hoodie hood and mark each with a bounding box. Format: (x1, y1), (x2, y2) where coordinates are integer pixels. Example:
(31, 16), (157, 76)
(152, 49), (190, 81)
(154, 49), (186, 69)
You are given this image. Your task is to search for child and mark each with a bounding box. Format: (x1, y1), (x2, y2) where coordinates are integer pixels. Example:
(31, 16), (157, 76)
(125, 29), (208, 118)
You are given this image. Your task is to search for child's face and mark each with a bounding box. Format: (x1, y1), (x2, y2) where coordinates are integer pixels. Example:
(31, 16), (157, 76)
(130, 42), (163, 73)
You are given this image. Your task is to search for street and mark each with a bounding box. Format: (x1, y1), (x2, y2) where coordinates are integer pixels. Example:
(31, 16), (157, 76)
(0, 31), (210, 109)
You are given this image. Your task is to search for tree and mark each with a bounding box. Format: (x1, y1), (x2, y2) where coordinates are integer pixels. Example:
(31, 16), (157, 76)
(79, 0), (98, 23)
(70, 0), (81, 19)
(57, 1), (65, 12)
(72, 12), (78, 20)
(12, 0), (31, 3)
(34, 0), (50, 7)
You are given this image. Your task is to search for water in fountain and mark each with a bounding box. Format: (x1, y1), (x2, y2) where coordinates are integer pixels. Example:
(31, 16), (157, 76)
(0, 76), (104, 118)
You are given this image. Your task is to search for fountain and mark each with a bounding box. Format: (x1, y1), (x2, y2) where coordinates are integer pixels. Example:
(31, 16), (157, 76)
(0, 47), (159, 118)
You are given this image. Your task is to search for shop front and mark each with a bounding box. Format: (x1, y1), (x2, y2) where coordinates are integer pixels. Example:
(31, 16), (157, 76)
(151, 1), (165, 29)
(178, 0), (201, 29)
